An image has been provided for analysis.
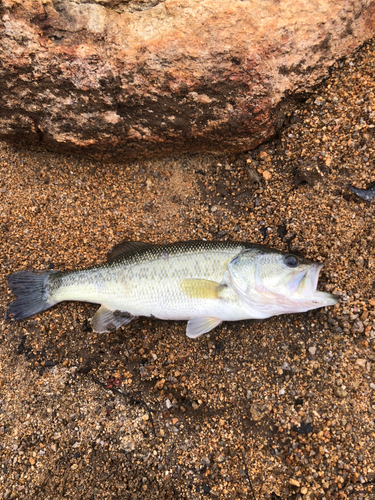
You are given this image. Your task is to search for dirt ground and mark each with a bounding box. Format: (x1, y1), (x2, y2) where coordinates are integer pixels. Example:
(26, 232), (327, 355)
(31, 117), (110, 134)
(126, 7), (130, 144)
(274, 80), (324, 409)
(0, 37), (375, 500)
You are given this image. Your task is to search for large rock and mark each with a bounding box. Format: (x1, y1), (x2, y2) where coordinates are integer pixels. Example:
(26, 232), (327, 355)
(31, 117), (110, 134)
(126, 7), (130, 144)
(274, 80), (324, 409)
(0, 0), (374, 159)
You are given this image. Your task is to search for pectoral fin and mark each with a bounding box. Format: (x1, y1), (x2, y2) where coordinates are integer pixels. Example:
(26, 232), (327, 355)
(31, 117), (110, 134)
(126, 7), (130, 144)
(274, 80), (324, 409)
(186, 317), (222, 338)
(90, 306), (136, 333)
(181, 279), (226, 299)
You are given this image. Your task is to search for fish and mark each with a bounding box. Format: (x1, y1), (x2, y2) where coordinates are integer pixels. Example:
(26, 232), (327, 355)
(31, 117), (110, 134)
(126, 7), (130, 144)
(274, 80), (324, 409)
(5, 240), (338, 339)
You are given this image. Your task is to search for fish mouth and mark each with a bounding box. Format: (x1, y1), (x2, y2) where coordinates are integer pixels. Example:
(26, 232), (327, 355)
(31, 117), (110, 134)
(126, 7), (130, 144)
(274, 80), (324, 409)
(293, 264), (339, 305)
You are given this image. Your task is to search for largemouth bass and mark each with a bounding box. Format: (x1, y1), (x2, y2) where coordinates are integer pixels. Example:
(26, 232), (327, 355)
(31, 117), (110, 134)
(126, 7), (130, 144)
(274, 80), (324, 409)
(6, 240), (338, 338)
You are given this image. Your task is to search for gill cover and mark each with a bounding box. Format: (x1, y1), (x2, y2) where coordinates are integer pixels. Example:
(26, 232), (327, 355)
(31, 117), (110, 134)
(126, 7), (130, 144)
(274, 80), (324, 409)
(226, 248), (259, 296)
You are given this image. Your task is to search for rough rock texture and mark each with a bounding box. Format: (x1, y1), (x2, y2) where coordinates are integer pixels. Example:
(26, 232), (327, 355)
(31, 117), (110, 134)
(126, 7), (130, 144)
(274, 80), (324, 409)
(0, 0), (375, 159)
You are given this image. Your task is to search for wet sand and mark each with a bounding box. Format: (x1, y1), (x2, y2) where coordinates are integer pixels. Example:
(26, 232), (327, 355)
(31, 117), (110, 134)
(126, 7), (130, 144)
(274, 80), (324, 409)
(0, 38), (375, 499)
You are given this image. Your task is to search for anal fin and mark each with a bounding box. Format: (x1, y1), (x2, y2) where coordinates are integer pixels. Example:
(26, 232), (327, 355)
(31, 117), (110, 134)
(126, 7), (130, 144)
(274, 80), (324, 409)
(90, 306), (136, 333)
(186, 317), (222, 339)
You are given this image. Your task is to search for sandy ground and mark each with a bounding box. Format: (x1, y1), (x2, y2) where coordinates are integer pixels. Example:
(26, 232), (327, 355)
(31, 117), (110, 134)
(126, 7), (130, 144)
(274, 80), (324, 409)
(0, 38), (375, 500)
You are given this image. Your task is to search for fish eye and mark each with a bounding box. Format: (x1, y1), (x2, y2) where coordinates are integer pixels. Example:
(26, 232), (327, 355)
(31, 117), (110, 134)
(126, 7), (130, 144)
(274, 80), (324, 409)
(284, 255), (298, 268)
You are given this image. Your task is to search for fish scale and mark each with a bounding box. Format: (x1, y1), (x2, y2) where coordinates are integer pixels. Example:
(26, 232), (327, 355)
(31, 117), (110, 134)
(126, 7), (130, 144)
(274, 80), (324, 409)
(6, 240), (338, 338)
(87, 244), (244, 319)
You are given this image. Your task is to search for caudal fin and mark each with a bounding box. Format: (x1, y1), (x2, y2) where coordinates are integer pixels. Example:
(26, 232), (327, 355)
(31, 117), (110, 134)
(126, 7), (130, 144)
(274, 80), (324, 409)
(6, 270), (57, 321)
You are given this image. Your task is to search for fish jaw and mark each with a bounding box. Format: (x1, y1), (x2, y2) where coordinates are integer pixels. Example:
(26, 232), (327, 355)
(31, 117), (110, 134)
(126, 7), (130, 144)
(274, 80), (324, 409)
(292, 263), (338, 307)
(258, 286), (339, 317)
(229, 261), (339, 317)
(310, 290), (339, 307)
(293, 263), (323, 298)
(276, 262), (339, 313)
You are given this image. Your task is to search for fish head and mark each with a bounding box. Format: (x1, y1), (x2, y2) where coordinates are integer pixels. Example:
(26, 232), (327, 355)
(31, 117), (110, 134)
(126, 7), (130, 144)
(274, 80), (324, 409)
(227, 247), (338, 314)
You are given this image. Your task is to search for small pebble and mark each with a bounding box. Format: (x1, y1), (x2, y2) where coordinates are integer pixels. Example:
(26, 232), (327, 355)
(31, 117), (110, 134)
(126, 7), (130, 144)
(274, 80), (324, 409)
(351, 320), (365, 335)
(355, 358), (367, 369)
(335, 387), (348, 398)
(289, 478), (300, 487)
(262, 170), (272, 180)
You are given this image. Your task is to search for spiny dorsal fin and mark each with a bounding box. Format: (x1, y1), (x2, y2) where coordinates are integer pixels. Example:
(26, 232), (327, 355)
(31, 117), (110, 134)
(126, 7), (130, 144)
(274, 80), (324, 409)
(181, 279), (226, 300)
(107, 241), (155, 261)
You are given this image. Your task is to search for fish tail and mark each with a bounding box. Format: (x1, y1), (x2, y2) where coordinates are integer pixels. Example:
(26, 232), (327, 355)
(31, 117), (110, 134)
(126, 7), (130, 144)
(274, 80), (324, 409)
(6, 270), (58, 321)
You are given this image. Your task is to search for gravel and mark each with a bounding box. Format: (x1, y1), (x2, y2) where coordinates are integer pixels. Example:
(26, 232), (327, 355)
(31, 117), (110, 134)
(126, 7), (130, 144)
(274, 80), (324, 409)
(0, 37), (375, 499)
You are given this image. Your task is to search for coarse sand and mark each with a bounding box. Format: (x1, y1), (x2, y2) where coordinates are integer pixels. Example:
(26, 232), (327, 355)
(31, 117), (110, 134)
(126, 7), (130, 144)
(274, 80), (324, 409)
(0, 38), (375, 500)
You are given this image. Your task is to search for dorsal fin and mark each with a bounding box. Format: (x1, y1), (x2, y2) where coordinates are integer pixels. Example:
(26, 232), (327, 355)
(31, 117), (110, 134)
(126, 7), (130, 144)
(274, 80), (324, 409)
(107, 241), (155, 261)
